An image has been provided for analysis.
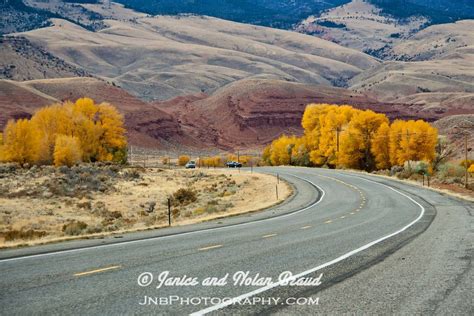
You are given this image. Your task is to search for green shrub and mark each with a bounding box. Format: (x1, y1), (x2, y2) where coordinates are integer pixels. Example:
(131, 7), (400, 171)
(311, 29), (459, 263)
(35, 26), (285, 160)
(438, 163), (465, 179)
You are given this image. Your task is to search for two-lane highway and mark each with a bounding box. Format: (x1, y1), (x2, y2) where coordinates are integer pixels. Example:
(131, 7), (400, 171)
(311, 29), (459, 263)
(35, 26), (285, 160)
(0, 167), (470, 315)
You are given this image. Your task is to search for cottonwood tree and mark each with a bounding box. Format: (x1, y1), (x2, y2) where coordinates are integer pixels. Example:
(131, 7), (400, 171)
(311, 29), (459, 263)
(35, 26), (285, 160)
(0, 98), (127, 166)
(263, 104), (438, 172)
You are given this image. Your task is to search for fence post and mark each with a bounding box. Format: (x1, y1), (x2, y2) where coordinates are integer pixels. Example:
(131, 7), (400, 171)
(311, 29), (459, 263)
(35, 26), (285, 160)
(276, 184), (279, 200)
(168, 198), (171, 226)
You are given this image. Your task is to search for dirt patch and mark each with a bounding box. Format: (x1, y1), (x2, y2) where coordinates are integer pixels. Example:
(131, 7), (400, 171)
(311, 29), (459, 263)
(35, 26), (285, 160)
(0, 164), (290, 248)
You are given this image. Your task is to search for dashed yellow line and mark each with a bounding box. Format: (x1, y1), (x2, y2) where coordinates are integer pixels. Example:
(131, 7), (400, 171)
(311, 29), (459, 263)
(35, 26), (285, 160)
(74, 265), (121, 277)
(301, 225), (312, 230)
(350, 212), (355, 215)
(340, 215), (346, 219)
(198, 244), (223, 251)
(262, 233), (278, 239)
(325, 220), (332, 224)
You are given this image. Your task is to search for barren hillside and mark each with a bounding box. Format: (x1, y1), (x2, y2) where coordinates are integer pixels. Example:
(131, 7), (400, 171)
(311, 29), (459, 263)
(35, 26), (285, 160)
(0, 36), (89, 81)
(295, 0), (427, 54)
(16, 16), (379, 101)
(349, 20), (474, 117)
(391, 20), (474, 61)
(155, 78), (427, 149)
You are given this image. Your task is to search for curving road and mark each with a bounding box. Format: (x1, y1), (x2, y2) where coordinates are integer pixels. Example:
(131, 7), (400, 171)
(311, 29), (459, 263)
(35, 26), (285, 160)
(0, 167), (472, 315)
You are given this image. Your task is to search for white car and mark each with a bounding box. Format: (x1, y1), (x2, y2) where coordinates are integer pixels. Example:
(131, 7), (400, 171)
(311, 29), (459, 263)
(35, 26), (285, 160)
(185, 161), (196, 169)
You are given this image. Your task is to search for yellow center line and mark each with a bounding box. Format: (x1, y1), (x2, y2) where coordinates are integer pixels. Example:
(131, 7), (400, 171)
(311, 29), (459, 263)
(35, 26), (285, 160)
(300, 225), (312, 230)
(262, 233), (278, 239)
(74, 265), (121, 277)
(350, 212), (355, 215)
(325, 220), (332, 224)
(198, 244), (223, 251)
(340, 215), (346, 219)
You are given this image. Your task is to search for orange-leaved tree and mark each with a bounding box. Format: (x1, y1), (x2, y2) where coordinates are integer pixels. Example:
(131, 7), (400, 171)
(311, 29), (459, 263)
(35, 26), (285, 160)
(371, 122), (391, 170)
(1, 98), (127, 166)
(468, 164), (474, 174)
(53, 135), (82, 167)
(0, 132), (4, 161)
(389, 120), (437, 166)
(178, 155), (190, 166)
(263, 103), (438, 172)
(1, 119), (37, 165)
(339, 109), (389, 170)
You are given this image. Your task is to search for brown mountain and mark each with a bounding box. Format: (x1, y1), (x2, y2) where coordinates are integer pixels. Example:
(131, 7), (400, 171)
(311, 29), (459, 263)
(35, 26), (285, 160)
(154, 79), (430, 150)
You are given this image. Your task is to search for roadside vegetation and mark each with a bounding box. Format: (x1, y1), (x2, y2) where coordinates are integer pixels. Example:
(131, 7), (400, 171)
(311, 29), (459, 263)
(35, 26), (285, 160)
(0, 165), (289, 247)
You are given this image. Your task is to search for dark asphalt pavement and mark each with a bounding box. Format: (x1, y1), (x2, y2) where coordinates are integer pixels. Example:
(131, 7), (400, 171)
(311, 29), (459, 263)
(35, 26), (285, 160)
(0, 167), (471, 315)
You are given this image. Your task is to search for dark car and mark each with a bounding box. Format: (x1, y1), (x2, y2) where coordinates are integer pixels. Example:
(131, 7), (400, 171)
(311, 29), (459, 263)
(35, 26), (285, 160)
(226, 161), (242, 168)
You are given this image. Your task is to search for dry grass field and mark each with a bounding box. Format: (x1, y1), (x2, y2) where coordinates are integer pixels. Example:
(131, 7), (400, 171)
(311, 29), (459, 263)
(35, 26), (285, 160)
(0, 164), (290, 248)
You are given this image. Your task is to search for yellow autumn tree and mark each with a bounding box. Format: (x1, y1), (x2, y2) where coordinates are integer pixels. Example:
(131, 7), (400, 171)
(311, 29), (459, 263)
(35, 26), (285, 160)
(468, 164), (474, 174)
(95, 102), (128, 162)
(1, 98), (127, 166)
(72, 98), (127, 163)
(262, 145), (272, 165)
(0, 132), (4, 162)
(371, 122), (391, 170)
(339, 109), (389, 170)
(302, 104), (331, 165)
(264, 103), (438, 172)
(389, 120), (438, 166)
(317, 105), (356, 167)
(1, 119), (37, 165)
(31, 103), (70, 164)
(178, 155), (190, 166)
(290, 136), (311, 166)
(53, 135), (82, 167)
(269, 135), (298, 166)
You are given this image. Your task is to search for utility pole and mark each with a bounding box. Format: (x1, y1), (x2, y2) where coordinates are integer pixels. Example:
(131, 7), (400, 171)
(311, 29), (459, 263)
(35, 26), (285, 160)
(335, 127), (342, 153)
(333, 126), (344, 167)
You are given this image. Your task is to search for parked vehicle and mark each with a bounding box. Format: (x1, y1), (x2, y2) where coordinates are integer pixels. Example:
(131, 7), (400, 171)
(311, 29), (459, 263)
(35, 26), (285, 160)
(185, 161), (196, 169)
(226, 161), (242, 168)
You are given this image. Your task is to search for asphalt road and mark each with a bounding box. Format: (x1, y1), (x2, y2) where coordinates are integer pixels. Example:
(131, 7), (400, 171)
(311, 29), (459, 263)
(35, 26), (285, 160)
(0, 167), (471, 315)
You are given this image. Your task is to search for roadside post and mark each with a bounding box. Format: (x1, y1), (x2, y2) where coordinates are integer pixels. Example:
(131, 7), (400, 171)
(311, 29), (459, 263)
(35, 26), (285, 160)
(276, 184), (279, 200)
(168, 198), (171, 226)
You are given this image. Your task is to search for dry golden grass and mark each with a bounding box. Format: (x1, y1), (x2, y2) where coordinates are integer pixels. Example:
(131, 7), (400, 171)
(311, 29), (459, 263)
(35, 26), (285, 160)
(0, 167), (290, 248)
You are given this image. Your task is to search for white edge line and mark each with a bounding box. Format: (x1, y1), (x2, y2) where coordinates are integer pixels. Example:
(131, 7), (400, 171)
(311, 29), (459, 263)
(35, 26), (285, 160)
(0, 174), (325, 263)
(189, 174), (425, 316)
